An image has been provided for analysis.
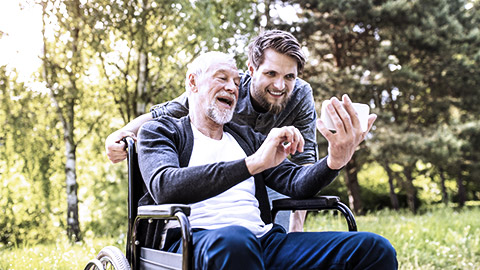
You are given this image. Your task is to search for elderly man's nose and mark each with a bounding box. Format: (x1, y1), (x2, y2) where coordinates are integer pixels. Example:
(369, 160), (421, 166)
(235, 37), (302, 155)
(225, 79), (238, 92)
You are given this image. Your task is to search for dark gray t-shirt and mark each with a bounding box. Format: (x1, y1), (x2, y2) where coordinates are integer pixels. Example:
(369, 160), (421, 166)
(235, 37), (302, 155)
(150, 73), (318, 165)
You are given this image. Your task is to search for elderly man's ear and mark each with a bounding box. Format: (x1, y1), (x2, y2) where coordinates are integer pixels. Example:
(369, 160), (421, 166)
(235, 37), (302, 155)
(188, 73), (198, 93)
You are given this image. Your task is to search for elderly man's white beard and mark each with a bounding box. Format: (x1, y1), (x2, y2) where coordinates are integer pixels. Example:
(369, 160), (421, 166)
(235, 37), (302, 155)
(207, 92), (236, 125)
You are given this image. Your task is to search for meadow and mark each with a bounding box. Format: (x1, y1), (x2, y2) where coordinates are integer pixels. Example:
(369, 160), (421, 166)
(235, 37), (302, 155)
(1, 205), (479, 270)
(306, 205), (480, 270)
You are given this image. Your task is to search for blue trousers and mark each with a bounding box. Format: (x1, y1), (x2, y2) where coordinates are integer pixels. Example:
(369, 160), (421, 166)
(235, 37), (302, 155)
(165, 224), (398, 270)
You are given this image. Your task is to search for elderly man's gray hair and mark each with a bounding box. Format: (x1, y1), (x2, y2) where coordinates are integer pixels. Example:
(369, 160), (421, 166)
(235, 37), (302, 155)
(185, 51), (237, 91)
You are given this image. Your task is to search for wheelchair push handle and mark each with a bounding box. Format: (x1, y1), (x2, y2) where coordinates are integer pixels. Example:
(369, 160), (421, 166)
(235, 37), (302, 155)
(122, 136), (136, 151)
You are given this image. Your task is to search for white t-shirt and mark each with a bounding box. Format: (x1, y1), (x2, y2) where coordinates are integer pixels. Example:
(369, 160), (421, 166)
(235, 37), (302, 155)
(186, 123), (272, 237)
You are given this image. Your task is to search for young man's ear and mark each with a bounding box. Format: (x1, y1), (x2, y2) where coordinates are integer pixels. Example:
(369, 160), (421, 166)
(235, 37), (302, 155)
(247, 61), (256, 75)
(188, 73), (198, 92)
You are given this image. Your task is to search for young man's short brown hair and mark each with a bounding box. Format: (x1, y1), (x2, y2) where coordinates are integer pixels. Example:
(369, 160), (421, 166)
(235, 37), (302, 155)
(248, 30), (306, 73)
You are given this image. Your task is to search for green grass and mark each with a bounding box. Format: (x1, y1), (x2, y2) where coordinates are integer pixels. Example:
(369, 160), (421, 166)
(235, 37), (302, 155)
(305, 205), (480, 270)
(0, 236), (125, 270)
(1, 206), (479, 269)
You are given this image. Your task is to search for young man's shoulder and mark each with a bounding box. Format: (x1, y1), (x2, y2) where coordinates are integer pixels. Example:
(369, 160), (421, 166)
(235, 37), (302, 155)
(143, 115), (189, 132)
(294, 77), (313, 95)
(150, 93), (189, 119)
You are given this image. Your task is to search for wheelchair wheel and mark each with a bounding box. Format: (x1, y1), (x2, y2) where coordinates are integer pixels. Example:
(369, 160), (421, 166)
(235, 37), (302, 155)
(96, 246), (131, 270)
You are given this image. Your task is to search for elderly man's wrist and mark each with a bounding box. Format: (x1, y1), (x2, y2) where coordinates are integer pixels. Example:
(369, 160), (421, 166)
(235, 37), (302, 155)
(245, 155), (263, 175)
(326, 156), (344, 170)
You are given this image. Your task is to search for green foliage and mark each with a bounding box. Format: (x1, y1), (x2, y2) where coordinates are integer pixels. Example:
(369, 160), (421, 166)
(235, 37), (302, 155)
(0, 66), (65, 246)
(0, 63), (127, 245)
(1, 0), (258, 246)
(456, 120), (480, 199)
(289, 0), (480, 212)
(83, 0), (257, 122)
(76, 132), (128, 238)
(318, 162), (415, 210)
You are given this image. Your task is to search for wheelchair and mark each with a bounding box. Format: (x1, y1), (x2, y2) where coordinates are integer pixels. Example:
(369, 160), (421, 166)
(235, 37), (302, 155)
(84, 137), (357, 270)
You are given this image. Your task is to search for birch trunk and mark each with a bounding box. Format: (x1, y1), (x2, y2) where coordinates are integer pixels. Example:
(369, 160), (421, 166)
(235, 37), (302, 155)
(345, 158), (363, 215)
(65, 133), (80, 241)
(383, 162), (399, 210)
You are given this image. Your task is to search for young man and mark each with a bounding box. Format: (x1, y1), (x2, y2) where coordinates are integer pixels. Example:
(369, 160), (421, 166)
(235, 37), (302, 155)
(106, 30), (316, 231)
(137, 51), (397, 269)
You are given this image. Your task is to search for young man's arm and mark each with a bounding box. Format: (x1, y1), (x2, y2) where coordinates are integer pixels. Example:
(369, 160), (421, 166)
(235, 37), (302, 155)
(105, 93), (190, 163)
(105, 113), (153, 163)
(289, 89), (318, 165)
(284, 79), (318, 165)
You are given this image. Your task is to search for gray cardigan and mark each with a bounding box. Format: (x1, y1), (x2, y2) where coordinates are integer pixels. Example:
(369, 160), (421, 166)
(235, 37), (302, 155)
(137, 115), (339, 225)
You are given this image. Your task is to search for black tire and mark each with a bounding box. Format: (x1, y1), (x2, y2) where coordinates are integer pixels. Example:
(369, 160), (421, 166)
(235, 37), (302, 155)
(96, 246), (131, 270)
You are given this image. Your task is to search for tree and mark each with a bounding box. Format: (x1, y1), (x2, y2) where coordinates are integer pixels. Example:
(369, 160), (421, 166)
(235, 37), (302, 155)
(83, 0), (257, 123)
(273, 0), (480, 212)
(377, 0), (480, 208)
(40, 0), (106, 241)
(456, 121), (480, 205)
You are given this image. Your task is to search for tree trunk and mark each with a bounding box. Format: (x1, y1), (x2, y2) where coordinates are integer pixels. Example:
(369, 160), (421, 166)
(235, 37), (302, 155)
(65, 0), (82, 241)
(403, 166), (418, 213)
(456, 170), (466, 208)
(136, 51), (148, 117)
(47, 91), (82, 242)
(345, 158), (363, 215)
(65, 135), (81, 241)
(383, 162), (399, 210)
(135, 0), (150, 118)
(439, 169), (448, 206)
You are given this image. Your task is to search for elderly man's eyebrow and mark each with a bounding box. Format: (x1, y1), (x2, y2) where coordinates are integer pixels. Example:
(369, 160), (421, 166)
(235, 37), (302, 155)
(214, 69), (235, 75)
(214, 69), (240, 79)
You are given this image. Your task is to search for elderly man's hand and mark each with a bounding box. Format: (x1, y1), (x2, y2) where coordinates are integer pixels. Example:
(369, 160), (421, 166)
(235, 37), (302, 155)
(317, 95), (377, 170)
(246, 126), (304, 175)
(105, 129), (136, 163)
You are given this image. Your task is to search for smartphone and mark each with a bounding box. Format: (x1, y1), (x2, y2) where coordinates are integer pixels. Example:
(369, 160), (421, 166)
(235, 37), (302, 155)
(320, 101), (370, 132)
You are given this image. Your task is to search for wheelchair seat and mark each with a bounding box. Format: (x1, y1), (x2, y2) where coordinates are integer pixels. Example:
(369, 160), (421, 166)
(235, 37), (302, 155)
(84, 136), (357, 270)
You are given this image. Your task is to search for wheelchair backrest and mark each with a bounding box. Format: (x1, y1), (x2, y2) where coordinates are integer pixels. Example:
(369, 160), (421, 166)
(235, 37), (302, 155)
(124, 136), (145, 262)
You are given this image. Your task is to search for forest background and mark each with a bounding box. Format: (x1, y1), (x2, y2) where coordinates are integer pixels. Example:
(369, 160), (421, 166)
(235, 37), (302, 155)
(0, 0), (479, 259)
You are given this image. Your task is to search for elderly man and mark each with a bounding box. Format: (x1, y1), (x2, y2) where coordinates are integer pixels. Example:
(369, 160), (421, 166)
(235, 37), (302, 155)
(137, 51), (397, 270)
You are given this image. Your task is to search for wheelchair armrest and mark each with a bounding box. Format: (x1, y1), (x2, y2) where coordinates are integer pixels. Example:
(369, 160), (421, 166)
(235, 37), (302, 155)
(271, 196), (357, 231)
(137, 204), (191, 218)
(271, 196), (340, 211)
(133, 204), (193, 269)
